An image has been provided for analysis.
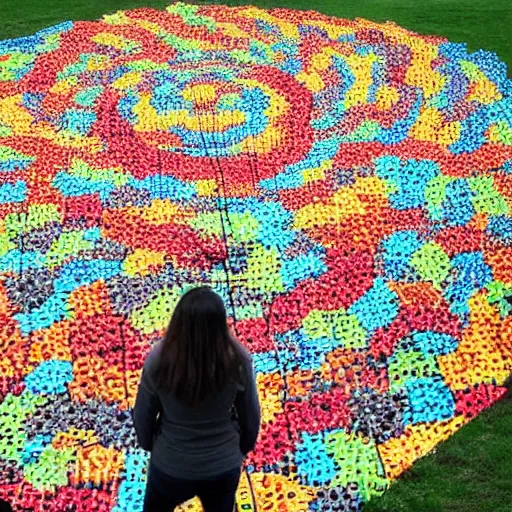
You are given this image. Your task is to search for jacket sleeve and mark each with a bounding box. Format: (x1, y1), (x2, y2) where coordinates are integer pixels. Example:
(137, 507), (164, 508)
(234, 354), (261, 455)
(132, 361), (161, 452)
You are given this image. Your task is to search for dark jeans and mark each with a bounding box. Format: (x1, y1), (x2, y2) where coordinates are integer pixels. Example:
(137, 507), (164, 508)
(143, 462), (241, 512)
(0, 501), (12, 512)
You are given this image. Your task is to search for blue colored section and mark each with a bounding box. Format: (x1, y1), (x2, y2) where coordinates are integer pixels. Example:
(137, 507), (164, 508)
(0, 156), (34, 172)
(21, 435), (53, 465)
(375, 156), (439, 210)
(14, 292), (70, 334)
(444, 252), (493, 317)
(348, 278), (399, 333)
(295, 432), (338, 485)
(376, 93), (423, 145)
(380, 230), (424, 281)
(450, 98), (512, 154)
(0, 21), (72, 54)
(410, 331), (459, 356)
(112, 450), (149, 512)
(252, 351), (281, 374)
(260, 136), (341, 190)
(442, 179), (475, 226)
(22, 92), (45, 116)
(0, 181), (27, 203)
(59, 109), (97, 135)
(53, 171), (117, 200)
(166, 87), (271, 157)
(151, 82), (191, 114)
(281, 249), (327, 289)
(0, 250), (46, 274)
(24, 360), (73, 395)
(223, 197), (296, 249)
(297, 334), (340, 371)
(129, 174), (197, 201)
(404, 377), (455, 424)
(487, 215), (512, 245)
(53, 259), (122, 293)
(117, 92), (139, 123)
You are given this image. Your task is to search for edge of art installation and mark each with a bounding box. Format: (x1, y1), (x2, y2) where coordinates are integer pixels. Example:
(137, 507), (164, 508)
(0, 2), (511, 511)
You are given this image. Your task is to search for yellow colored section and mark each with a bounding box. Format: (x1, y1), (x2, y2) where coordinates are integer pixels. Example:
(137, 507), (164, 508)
(379, 416), (467, 479)
(294, 187), (365, 229)
(251, 472), (316, 512)
(405, 43), (446, 98)
(303, 159), (333, 184)
(217, 22), (252, 40)
(86, 55), (112, 71)
(124, 199), (195, 225)
(344, 53), (380, 108)
(182, 84), (217, 105)
(0, 95), (35, 135)
(257, 373), (284, 423)
(242, 7), (300, 39)
(91, 32), (137, 50)
(112, 71), (142, 90)
(196, 179), (218, 196)
(306, 20), (355, 40)
(467, 79), (502, 104)
(375, 85), (400, 111)
(296, 70), (325, 93)
(133, 93), (246, 132)
(437, 293), (509, 390)
(123, 248), (166, 277)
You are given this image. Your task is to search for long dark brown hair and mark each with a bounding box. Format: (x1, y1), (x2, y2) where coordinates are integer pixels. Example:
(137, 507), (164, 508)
(153, 286), (245, 406)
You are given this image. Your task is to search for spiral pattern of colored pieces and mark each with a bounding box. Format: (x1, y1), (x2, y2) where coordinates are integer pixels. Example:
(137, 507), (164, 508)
(0, 3), (511, 511)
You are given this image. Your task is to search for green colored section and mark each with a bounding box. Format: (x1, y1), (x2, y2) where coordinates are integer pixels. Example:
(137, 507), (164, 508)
(236, 301), (264, 320)
(302, 308), (367, 348)
(242, 244), (283, 292)
(226, 213), (260, 243)
(425, 175), (453, 219)
(68, 159), (130, 186)
(74, 85), (104, 107)
(189, 211), (224, 238)
(0, 231), (16, 257)
(0, 125), (13, 137)
(46, 230), (95, 268)
(125, 59), (170, 72)
(191, 211), (260, 244)
(493, 121), (512, 145)
(388, 349), (440, 393)
(161, 33), (204, 52)
(363, 391), (512, 512)
(342, 120), (382, 142)
(4, 204), (62, 237)
(24, 445), (75, 491)
(0, 145), (35, 164)
(459, 60), (488, 82)
(468, 176), (509, 216)
(0, 393), (47, 463)
(486, 280), (512, 317)
(410, 242), (451, 289)
(326, 431), (389, 501)
(130, 286), (181, 334)
(0, 51), (34, 80)
(166, 2), (217, 31)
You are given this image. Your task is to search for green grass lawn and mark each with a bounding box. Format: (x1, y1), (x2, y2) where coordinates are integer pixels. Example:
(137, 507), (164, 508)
(1, 1), (511, 510)
(363, 389), (512, 512)
(1, 1), (511, 74)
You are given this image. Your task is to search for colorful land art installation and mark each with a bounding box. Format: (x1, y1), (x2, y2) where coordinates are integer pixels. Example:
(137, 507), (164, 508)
(0, 2), (511, 510)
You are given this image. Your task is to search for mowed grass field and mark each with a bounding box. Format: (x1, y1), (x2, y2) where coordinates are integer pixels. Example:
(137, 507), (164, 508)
(1, 0), (511, 73)
(1, 1), (511, 511)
